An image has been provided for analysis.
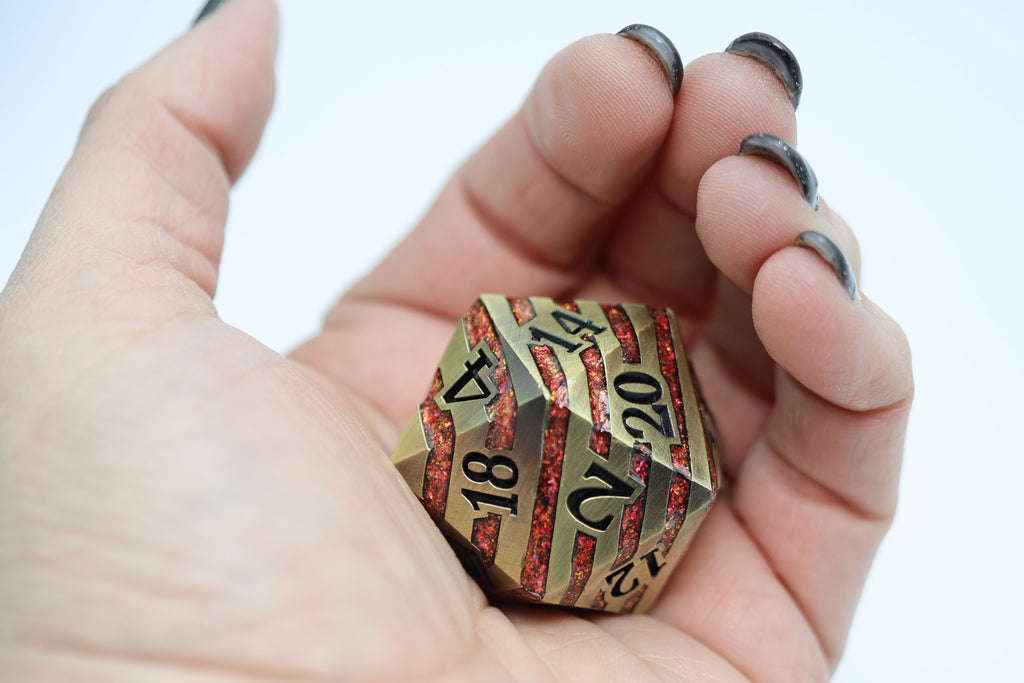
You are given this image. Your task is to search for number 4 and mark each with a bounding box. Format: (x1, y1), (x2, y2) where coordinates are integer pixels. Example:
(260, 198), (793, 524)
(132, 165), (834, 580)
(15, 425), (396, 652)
(443, 348), (493, 404)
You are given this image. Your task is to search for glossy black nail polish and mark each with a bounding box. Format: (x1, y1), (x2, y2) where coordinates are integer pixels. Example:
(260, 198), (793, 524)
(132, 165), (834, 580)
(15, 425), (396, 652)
(795, 231), (858, 300)
(617, 24), (683, 97)
(194, 0), (228, 25)
(726, 32), (803, 109)
(739, 133), (819, 210)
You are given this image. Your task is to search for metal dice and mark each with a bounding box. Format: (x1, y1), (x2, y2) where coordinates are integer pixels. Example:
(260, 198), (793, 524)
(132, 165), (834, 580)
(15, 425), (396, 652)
(391, 295), (719, 613)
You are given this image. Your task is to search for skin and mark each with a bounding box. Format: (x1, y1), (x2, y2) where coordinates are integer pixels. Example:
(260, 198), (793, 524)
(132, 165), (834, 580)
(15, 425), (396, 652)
(0, 1), (912, 681)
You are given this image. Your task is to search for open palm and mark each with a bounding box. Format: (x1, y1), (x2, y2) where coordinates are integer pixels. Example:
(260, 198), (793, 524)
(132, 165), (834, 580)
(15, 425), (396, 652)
(0, 2), (911, 681)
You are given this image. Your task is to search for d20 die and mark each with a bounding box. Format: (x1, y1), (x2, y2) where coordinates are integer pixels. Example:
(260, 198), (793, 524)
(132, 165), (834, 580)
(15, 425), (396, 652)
(391, 295), (719, 614)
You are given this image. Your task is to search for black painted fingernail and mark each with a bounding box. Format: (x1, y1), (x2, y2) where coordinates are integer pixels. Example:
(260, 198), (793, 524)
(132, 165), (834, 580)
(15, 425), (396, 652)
(795, 231), (858, 300)
(617, 24), (683, 97)
(739, 133), (819, 210)
(726, 32), (803, 109)
(194, 0), (229, 25)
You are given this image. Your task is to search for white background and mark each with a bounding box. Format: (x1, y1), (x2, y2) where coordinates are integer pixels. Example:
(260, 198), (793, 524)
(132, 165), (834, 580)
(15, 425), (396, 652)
(2, 1), (1021, 680)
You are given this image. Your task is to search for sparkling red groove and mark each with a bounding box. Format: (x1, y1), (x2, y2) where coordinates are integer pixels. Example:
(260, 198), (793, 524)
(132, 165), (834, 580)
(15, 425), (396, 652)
(471, 512), (502, 566)
(510, 297), (537, 326)
(420, 368), (456, 521)
(614, 442), (652, 568)
(556, 300), (581, 312)
(559, 531), (598, 606)
(521, 344), (570, 599)
(465, 300), (516, 450)
(648, 307), (692, 552)
(601, 304), (641, 363)
(580, 343), (611, 458)
(621, 583), (648, 614)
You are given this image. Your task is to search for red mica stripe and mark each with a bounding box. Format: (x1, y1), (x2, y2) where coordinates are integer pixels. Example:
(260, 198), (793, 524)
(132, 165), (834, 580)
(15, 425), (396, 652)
(590, 589), (608, 611)
(620, 583), (648, 614)
(659, 461), (691, 551)
(648, 307), (690, 475)
(465, 299), (516, 451)
(601, 304), (641, 364)
(580, 344), (611, 458)
(648, 307), (693, 552)
(520, 344), (570, 599)
(559, 531), (598, 606)
(505, 587), (542, 604)
(420, 368), (456, 521)
(614, 442), (652, 568)
(706, 434), (719, 492)
(556, 300), (580, 312)
(471, 512), (502, 567)
(509, 297), (537, 325)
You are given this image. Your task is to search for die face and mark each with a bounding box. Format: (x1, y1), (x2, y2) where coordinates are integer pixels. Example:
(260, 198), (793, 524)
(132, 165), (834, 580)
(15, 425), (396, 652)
(391, 295), (719, 614)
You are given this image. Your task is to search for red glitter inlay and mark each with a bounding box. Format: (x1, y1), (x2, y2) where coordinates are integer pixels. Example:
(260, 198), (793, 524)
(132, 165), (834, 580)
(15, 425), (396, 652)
(465, 300), (516, 450)
(660, 462), (691, 550)
(559, 531), (598, 606)
(420, 368), (456, 521)
(590, 589), (608, 610)
(510, 297), (537, 326)
(648, 307), (691, 473)
(505, 587), (543, 604)
(471, 512), (502, 566)
(614, 442), (652, 568)
(706, 434), (719, 491)
(649, 307), (693, 552)
(580, 343), (611, 458)
(556, 300), (581, 312)
(520, 344), (570, 599)
(620, 583), (648, 614)
(601, 305), (641, 364)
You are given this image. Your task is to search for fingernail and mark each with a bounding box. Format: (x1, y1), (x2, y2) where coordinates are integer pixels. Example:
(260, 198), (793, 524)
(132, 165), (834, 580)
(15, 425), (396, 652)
(795, 231), (859, 300)
(739, 133), (819, 210)
(725, 32), (803, 109)
(193, 0), (229, 25)
(617, 24), (683, 97)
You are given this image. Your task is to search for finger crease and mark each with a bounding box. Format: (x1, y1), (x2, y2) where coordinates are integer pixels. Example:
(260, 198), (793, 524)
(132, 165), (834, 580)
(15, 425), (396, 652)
(764, 413), (903, 525)
(730, 502), (836, 671)
(455, 170), (595, 278)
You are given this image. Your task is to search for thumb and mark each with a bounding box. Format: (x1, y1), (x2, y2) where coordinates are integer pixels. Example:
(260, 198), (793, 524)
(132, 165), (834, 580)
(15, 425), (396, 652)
(7, 0), (277, 312)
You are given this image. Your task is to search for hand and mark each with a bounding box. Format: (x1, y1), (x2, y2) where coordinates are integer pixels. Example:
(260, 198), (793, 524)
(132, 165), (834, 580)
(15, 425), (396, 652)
(0, 1), (912, 680)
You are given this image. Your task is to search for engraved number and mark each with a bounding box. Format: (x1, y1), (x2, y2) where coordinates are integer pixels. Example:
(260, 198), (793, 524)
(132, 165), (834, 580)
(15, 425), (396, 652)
(461, 451), (519, 514)
(462, 451), (518, 489)
(613, 371), (675, 439)
(528, 309), (606, 354)
(622, 405), (673, 439)
(604, 548), (668, 598)
(443, 349), (494, 404)
(567, 462), (636, 532)
(530, 325), (581, 353)
(462, 489), (518, 515)
(552, 309), (606, 337)
(613, 371), (662, 403)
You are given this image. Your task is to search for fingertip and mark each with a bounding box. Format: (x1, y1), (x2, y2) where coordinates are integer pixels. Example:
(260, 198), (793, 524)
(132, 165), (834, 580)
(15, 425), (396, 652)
(695, 152), (862, 296)
(794, 230), (858, 301)
(522, 31), (675, 202)
(753, 246), (913, 412)
(695, 154), (819, 293)
(659, 51), (797, 211)
(175, 0), (279, 180)
(26, 0), (280, 305)
(617, 24), (683, 97)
